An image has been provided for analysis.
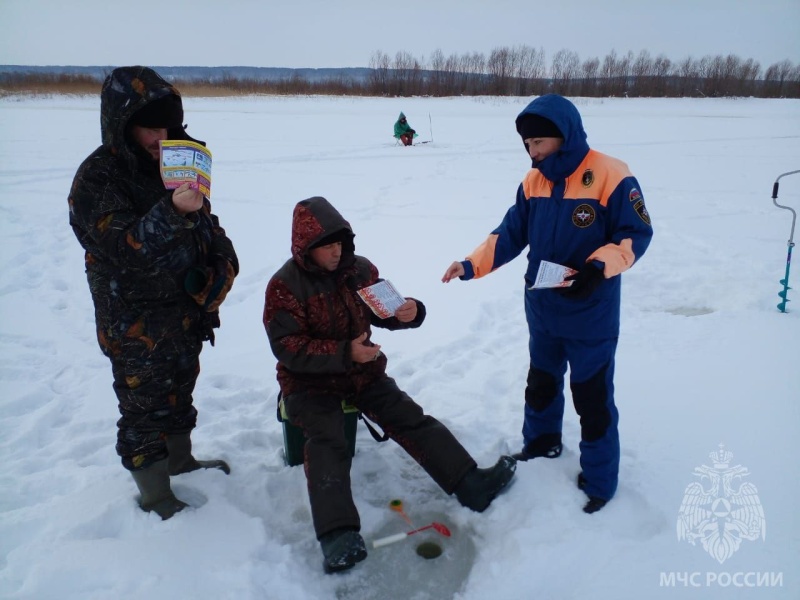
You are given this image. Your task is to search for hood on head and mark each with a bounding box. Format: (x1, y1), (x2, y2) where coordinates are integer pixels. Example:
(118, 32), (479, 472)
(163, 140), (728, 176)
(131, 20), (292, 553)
(291, 196), (355, 271)
(514, 94), (590, 179)
(100, 66), (186, 166)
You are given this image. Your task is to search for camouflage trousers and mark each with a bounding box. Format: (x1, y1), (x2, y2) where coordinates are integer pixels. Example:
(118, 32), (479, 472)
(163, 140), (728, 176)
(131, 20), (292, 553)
(99, 308), (204, 471)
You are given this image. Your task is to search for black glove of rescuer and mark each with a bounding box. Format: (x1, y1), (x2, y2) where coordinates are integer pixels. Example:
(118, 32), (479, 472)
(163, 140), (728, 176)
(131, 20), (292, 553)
(557, 263), (605, 300)
(185, 259), (236, 312)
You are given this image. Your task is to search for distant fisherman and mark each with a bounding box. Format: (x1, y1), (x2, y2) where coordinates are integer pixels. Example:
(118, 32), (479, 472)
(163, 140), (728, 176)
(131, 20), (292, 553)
(393, 112), (417, 146)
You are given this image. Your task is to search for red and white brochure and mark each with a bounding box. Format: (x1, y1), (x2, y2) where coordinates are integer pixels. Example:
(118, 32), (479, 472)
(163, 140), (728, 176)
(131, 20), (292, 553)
(528, 260), (578, 289)
(357, 280), (406, 318)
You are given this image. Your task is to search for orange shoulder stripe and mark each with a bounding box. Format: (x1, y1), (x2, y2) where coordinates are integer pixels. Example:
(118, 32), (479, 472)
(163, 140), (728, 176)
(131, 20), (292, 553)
(568, 151), (633, 206)
(522, 169), (550, 199)
(521, 152), (633, 207)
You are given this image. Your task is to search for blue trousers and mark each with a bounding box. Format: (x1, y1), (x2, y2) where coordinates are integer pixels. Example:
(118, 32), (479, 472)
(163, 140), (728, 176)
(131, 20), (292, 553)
(522, 327), (620, 501)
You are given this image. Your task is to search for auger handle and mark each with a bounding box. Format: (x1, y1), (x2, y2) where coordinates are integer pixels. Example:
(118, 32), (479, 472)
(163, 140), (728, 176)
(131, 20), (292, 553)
(772, 170), (800, 244)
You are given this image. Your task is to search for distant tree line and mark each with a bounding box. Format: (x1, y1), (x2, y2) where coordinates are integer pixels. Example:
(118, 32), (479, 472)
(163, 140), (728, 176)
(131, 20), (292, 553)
(1, 47), (798, 98)
(365, 47), (799, 98)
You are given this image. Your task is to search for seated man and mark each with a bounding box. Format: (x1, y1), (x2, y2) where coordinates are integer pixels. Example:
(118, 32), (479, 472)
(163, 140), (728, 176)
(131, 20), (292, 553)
(393, 112), (417, 146)
(263, 196), (516, 574)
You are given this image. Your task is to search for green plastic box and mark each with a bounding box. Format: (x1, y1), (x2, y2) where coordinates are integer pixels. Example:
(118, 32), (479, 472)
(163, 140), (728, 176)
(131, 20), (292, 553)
(279, 397), (359, 467)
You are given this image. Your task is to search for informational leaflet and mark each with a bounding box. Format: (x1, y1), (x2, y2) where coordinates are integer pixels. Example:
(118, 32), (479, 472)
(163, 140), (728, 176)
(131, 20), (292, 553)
(528, 260), (578, 289)
(357, 280), (406, 318)
(159, 140), (212, 198)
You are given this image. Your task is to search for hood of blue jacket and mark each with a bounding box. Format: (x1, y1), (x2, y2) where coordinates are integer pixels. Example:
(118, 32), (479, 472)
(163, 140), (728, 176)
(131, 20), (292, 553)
(515, 94), (590, 182)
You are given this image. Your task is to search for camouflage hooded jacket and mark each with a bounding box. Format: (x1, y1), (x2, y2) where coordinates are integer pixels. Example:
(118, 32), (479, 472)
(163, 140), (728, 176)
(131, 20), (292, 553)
(68, 66), (238, 348)
(263, 196), (425, 397)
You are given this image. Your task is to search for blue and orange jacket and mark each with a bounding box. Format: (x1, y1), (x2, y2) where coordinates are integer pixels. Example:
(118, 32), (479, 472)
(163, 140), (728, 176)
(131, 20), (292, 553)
(460, 94), (653, 339)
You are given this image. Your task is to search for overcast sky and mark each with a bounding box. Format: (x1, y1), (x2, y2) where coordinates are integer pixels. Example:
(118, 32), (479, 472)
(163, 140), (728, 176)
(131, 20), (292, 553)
(1, 0), (798, 70)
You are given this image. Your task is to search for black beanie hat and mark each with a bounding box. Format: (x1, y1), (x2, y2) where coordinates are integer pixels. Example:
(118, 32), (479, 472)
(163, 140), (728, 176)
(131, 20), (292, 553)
(516, 114), (563, 140)
(310, 229), (350, 250)
(129, 95), (183, 128)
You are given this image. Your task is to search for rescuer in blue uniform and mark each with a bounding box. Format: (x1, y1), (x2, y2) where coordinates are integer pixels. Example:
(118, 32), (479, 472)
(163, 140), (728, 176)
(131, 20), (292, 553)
(442, 94), (653, 513)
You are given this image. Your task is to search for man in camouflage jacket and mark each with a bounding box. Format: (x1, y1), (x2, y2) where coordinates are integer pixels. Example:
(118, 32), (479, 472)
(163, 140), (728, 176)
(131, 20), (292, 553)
(69, 66), (238, 519)
(263, 196), (515, 573)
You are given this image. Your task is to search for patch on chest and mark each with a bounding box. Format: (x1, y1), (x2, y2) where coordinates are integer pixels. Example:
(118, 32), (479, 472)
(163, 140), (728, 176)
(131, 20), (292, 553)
(571, 203), (596, 228)
(581, 169), (594, 188)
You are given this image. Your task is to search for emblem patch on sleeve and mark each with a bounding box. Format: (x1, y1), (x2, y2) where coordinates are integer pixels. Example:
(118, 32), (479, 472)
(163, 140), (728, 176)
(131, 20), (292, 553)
(572, 203), (596, 228)
(633, 200), (651, 225)
(629, 188), (642, 203)
(581, 169), (594, 188)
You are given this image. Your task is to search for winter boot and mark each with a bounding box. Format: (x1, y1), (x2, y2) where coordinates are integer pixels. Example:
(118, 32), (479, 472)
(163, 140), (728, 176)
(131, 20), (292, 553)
(577, 472), (607, 514)
(454, 455), (517, 512)
(166, 433), (230, 475)
(319, 528), (368, 574)
(131, 459), (188, 520)
(511, 433), (562, 462)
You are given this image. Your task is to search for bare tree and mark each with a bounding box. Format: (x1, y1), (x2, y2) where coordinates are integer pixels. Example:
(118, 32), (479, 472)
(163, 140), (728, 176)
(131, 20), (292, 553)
(789, 63), (800, 97)
(651, 54), (672, 96)
(630, 50), (654, 96)
(764, 59), (794, 97)
(367, 51), (391, 95)
(487, 46), (513, 94)
(738, 58), (761, 96)
(522, 45), (548, 95)
(388, 51), (422, 96)
(428, 48), (446, 95)
(599, 50), (618, 95)
(579, 57), (600, 96)
(551, 49), (580, 95)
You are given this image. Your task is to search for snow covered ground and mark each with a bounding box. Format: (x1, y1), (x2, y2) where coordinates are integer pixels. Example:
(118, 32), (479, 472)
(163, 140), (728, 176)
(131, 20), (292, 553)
(1, 94), (798, 599)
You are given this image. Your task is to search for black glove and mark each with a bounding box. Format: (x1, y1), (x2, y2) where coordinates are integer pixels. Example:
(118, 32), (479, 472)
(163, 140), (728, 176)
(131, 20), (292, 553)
(557, 263), (605, 300)
(209, 236), (239, 275)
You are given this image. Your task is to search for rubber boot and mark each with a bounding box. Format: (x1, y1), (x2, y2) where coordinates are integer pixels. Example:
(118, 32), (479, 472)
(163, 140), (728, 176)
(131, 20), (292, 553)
(319, 528), (367, 574)
(131, 459), (188, 520)
(454, 455), (517, 512)
(166, 433), (230, 475)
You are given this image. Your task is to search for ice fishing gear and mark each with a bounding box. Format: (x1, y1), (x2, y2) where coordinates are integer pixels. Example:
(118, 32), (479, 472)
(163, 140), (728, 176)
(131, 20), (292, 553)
(389, 498), (413, 526)
(404, 114), (433, 144)
(373, 499), (451, 548)
(772, 169), (800, 312)
(372, 522), (452, 548)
